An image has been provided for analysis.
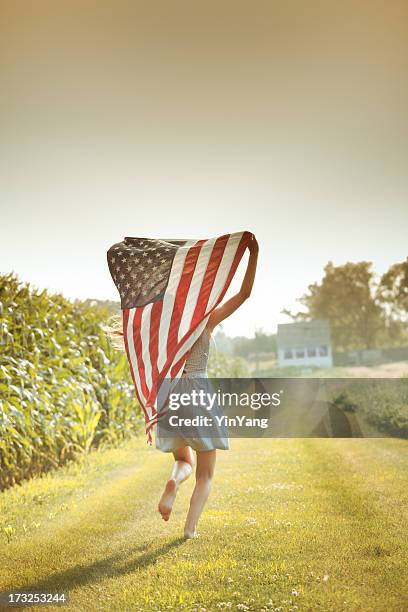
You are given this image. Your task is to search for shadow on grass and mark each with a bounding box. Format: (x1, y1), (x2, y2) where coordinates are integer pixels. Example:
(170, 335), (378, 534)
(15, 536), (185, 599)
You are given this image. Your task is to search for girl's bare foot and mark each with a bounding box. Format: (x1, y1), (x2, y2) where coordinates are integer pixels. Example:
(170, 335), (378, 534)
(184, 529), (199, 540)
(158, 478), (178, 521)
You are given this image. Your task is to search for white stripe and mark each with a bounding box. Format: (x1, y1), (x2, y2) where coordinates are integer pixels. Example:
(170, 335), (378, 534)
(157, 239), (197, 372)
(177, 236), (218, 342)
(140, 302), (153, 394)
(126, 309), (149, 417)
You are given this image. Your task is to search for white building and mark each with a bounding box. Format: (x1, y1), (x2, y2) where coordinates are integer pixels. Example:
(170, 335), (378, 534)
(277, 320), (333, 368)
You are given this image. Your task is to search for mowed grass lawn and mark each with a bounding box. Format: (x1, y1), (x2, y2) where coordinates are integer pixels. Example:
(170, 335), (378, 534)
(1, 436), (408, 611)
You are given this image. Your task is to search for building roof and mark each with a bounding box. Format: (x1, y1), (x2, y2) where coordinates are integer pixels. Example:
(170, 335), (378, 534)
(277, 320), (331, 349)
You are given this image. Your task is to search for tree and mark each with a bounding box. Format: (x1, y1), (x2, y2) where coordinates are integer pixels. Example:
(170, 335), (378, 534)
(282, 261), (385, 351)
(377, 257), (408, 322)
(232, 328), (277, 359)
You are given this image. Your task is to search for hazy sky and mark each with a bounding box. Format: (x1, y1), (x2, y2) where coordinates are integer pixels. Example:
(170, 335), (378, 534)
(1, 1), (407, 336)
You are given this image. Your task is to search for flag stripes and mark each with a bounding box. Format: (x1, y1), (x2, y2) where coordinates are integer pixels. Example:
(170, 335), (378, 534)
(156, 239), (197, 372)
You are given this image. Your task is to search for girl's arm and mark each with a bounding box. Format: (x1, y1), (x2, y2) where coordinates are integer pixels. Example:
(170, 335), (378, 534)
(206, 235), (258, 333)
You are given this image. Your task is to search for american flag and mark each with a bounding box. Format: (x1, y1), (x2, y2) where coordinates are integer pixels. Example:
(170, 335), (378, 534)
(107, 231), (253, 443)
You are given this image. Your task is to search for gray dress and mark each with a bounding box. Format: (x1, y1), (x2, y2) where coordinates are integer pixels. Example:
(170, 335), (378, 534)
(155, 327), (229, 452)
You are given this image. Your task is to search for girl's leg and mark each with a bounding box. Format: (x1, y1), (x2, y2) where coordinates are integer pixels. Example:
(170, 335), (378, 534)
(158, 446), (194, 521)
(184, 449), (216, 539)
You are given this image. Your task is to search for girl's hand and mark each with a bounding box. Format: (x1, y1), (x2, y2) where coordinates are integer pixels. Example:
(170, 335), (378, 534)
(249, 235), (259, 253)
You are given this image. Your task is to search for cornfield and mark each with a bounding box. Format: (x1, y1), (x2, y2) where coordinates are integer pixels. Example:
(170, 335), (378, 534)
(0, 273), (141, 491)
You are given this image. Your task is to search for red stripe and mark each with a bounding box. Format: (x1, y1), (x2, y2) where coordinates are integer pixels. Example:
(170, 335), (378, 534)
(146, 420), (155, 435)
(170, 351), (189, 379)
(147, 300), (163, 416)
(122, 309), (149, 421)
(133, 306), (149, 400)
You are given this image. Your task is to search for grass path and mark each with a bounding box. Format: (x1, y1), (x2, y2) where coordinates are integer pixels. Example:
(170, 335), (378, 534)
(1, 437), (408, 611)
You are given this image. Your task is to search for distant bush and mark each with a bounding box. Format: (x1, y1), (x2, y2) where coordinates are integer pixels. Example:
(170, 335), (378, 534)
(0, 273), (141, 490)
(330, 380), (408, 437)
(332, 392), (358, 413)
(208, 350), (250, 377)
(251, 365), (318, 378)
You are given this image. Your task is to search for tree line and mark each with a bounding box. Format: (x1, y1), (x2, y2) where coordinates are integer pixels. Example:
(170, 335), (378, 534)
(217, 257), (408, 356)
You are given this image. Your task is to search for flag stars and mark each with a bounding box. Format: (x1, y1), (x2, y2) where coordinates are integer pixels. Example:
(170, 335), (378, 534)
(109, 237), (174, 307)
